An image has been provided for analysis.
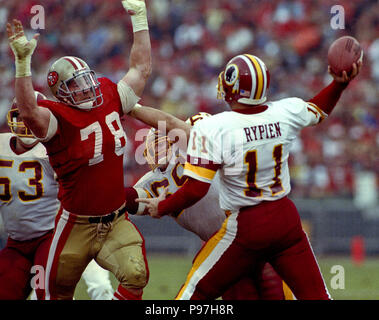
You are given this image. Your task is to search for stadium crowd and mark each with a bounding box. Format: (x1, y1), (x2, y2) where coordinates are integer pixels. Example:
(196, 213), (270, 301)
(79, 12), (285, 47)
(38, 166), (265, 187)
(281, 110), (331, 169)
(0, 0), (377, 198)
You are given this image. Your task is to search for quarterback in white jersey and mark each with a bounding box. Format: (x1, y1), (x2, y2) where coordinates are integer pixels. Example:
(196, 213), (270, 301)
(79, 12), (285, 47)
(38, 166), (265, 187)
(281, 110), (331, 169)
(130, 113), (294, 300)
(0, 93), (113, 300)
(138, 54), (361, 300)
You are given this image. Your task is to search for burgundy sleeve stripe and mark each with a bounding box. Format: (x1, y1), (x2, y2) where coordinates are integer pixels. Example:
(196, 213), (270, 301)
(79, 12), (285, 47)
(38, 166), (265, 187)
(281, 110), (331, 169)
(186, 155), (221, 170)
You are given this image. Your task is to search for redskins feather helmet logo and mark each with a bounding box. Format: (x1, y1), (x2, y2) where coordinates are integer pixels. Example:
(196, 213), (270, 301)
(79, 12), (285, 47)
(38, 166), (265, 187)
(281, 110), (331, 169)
(224, 64), (239, 85)
(47, 71), (59, 87)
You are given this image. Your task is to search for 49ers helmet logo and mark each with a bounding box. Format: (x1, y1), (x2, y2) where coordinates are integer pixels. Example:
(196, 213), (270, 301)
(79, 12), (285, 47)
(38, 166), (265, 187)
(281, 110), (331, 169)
(47, 71), (59, 87)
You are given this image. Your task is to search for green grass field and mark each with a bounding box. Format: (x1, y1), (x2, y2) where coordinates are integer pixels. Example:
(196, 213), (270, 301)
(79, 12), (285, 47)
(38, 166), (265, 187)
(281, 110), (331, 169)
(73, 254), (379, 300)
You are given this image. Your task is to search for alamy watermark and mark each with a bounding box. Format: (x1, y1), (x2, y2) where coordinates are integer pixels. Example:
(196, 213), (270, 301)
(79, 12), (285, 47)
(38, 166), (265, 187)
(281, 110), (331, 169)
(30, 5), (45, 30)
(330, 265), (345, 290)
(330, 5), (345, 30)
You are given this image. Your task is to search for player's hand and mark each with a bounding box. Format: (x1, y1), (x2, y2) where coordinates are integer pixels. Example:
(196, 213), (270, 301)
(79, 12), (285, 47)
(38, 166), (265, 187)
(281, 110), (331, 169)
(7, 19), (39, 61)
(121, 0), (148, 32)
(135, 188), (168, 219)
(328, 60), (362, 84)
(121, 0), (146, 16)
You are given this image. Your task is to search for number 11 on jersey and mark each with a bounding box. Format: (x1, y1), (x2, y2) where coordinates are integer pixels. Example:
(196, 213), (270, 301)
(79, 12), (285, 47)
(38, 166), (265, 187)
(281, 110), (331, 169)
(244, 144), (284, 197)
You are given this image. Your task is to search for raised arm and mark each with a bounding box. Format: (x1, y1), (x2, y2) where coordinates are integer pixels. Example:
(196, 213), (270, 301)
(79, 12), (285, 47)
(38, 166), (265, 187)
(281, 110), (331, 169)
(7, 19), (51, 139)
(308, 61), (362, 115)
(119, 0), (151, 98)
(129, 104), (191, 140)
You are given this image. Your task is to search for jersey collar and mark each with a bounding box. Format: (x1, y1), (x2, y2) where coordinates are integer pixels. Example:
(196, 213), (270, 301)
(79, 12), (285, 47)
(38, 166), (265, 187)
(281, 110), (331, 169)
(233, 105), (268, 115)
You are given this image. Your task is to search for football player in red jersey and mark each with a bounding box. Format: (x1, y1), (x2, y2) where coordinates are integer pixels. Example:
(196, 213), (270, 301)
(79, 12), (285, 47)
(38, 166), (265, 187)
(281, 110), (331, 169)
(7, 1), (189, 300)
(1, 93), (114, 300)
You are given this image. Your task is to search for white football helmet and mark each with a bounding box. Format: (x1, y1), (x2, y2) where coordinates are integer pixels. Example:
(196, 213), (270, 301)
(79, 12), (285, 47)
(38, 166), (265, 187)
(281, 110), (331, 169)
(47, 56), (103, 110)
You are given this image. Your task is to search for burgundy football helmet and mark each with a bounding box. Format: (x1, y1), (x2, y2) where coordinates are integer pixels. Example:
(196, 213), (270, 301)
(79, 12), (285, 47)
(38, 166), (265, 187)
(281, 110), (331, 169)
(217, 54), (270, 106)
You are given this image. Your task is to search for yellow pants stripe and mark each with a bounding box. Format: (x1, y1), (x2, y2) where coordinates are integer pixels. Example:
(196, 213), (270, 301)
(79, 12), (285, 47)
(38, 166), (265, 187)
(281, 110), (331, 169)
(175, 216), (231, 299)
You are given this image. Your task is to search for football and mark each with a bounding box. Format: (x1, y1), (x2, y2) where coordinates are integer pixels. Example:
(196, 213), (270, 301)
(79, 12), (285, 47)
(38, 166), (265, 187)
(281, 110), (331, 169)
(327, 36), (363, 76)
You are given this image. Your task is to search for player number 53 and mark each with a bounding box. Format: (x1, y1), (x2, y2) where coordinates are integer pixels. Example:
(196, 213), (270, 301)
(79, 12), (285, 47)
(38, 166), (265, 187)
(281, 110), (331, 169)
(0, 160), (43, 202)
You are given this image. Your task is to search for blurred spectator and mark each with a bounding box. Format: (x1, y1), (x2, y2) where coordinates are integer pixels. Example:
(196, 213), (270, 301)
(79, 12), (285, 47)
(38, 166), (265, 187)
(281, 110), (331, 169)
(0, 0), (377, 198)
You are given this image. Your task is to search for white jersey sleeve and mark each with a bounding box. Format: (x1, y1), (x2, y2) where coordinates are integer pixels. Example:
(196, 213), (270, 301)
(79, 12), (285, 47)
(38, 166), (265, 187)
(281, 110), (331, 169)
(134, 157), (226, 241)
(0, 133), (59, 241)
(117, 80), (140, 114)
(278, 97), (327, 128)
(183, 120), (223, 184)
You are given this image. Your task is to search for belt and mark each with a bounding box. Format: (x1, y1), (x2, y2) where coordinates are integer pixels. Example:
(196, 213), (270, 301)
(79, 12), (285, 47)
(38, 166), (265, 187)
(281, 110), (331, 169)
(88, 206), (127, 224)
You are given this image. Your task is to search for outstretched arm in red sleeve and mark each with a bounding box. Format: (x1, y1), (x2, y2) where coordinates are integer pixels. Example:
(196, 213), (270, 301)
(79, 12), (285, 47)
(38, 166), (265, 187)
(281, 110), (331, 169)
(136, 177), (211, 219)
(308, 62), (361, 115)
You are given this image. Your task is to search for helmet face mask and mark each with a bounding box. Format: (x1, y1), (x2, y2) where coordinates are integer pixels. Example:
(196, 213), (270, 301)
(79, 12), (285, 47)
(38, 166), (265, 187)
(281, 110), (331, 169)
(7, 107), (34, 138)
(7, 91), (46, 145)
(48, 56), (103, 110)
(217, 54), (270, 106)
(143, 129), (174, 171)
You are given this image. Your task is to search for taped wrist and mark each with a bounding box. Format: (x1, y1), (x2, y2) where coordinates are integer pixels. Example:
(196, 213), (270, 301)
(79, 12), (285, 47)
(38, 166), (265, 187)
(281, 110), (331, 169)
(15, 56), (32, 78)
(130, 12), (148, 33)
(122, 0), (148, 32)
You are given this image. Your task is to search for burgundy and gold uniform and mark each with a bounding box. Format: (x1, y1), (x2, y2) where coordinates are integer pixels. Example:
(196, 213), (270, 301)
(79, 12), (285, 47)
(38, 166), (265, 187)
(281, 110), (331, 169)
(0, 133), (58, 300)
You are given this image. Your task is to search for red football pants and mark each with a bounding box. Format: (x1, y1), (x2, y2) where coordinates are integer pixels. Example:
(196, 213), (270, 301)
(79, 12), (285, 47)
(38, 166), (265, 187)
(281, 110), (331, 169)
(222, 262), (289, 300)
(176, 197), (330, 300)
(0, 230), (53, 300)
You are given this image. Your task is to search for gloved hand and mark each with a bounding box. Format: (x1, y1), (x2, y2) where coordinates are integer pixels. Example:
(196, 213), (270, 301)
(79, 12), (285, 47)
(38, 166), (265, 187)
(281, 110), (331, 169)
(7, 19), (39, 77)
(122, 0), (148, 32)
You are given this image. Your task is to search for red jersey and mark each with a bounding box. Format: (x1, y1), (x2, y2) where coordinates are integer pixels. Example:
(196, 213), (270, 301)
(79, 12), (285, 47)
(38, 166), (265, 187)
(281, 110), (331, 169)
(39, 77), (127, 215)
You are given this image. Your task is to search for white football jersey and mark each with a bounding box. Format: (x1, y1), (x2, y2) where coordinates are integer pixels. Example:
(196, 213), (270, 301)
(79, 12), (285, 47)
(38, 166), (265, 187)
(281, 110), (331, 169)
(134, 156), (226, 241)
(184, 97), (327, 213)
(0, 133), (59, 241)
